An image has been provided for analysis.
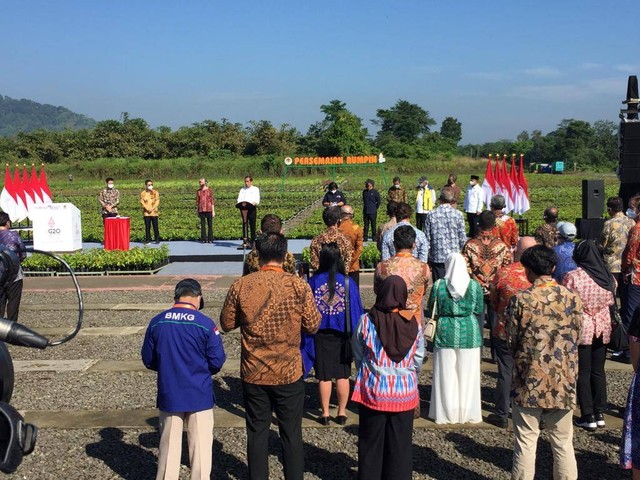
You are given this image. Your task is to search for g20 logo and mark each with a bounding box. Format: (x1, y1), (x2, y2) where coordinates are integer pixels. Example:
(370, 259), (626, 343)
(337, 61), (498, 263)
(48, 228), (61, 234)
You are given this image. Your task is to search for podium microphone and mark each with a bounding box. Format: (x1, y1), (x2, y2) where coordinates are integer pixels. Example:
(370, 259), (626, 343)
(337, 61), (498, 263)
(0, 319), (48, 349)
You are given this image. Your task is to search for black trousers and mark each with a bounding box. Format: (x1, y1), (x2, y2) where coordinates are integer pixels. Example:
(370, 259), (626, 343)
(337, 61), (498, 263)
(363, 212), (377, 241)
(493, 337), (513, 419)
(143, 216), (159, 242)
(358, 405), (413, 480)
(247, 206), (257, 243)
(349, 271), (360, 288)
(430, 262), (446, 282)
(0, 279), (22, 322)
(577, 335), (608, 417)
(242, 378), (304, 480)
(466, 212), (478, 238)
(416, 213), (427, 232)
(198, 211), (213, 242)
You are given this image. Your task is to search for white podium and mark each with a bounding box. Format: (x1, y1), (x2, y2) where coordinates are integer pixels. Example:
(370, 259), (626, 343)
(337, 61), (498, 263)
(31, 203), (82, 252)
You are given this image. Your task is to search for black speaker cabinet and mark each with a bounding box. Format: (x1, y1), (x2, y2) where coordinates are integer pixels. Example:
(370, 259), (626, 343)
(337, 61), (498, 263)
(582, 179), (605, 219)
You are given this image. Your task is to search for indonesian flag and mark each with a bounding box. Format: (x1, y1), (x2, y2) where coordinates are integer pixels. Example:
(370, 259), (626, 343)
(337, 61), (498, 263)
(38, 164), (53, 204)
(516, 154), (530, 214)
(22, 165), (37, 215)
(12, 167), (29, 222)
(493, 155), (504, 197)
(510, 155), (521, 213)
(0, 165), (22, 222)
(482, 155), (497, 207)
(501, 155), (515, 213)
(30, 165), (43, 204)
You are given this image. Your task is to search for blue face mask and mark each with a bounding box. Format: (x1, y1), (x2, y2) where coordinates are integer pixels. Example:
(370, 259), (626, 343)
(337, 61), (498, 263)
(627, 208), (637, 219)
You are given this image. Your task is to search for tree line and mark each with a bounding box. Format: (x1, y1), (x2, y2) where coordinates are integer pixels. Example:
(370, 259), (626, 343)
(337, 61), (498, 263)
(0, 97), (618, 170)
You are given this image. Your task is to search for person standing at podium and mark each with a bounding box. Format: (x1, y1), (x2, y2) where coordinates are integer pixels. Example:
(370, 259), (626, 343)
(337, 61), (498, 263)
(98, 177), (120, 221)
(237, 176), (260, 246)
(140, 179), (160, 244)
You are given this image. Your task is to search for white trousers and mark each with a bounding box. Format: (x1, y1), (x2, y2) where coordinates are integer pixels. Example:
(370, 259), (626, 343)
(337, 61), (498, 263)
(157, 409), (214, 480)
(429, 347), (482, 424)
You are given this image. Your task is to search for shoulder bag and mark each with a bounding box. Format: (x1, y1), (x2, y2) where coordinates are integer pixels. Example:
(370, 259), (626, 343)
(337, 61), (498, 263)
(609, 297), (629, 352)
(424, 280), (440, 343)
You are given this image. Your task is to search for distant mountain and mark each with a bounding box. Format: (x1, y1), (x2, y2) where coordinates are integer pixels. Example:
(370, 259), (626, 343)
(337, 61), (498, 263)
(0, 95), (97, 137)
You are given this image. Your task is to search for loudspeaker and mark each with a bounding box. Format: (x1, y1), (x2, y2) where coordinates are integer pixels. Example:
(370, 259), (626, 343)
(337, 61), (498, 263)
(582, 179), (605, 219)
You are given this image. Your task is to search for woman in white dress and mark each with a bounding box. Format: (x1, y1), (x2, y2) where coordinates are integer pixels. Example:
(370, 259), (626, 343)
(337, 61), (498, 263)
(427, 252), (484, 424)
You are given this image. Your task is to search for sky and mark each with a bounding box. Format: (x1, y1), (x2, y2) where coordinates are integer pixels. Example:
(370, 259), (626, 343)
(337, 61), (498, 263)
(1, 1), (639, 144)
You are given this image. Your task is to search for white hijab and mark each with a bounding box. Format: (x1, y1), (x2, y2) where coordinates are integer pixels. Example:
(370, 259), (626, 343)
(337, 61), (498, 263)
(444, 252), (471, 301)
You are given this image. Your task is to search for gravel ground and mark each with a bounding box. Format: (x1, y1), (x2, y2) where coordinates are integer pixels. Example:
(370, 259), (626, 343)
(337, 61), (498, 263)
(2, 426), (630, 479)
(3, 282), (634, 479)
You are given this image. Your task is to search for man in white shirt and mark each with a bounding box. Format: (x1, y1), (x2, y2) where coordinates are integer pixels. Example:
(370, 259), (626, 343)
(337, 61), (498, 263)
(237, 176), (261, 246)
(464, 174), (484, 238)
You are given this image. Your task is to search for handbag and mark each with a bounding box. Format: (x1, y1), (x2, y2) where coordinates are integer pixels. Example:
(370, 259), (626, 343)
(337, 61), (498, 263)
(609, 299), (629, 352)
(424, 280), (440, 343)
(341, 275), (353, 363)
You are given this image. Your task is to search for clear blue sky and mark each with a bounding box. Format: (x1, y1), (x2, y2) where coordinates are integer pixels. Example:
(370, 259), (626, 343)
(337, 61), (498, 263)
(1, 1), (638, 143)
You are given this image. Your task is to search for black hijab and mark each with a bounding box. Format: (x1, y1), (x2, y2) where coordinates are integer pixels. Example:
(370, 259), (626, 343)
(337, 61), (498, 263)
(368, 275), (418, 363)
(572, 239), (615, 292)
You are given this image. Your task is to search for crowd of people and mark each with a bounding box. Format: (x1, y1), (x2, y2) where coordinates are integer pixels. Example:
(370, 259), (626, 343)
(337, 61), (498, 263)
(139, 173), (640, 480)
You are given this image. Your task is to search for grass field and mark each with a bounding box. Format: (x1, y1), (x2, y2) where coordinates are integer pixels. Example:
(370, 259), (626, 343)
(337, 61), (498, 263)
(36, 161), (621, 242)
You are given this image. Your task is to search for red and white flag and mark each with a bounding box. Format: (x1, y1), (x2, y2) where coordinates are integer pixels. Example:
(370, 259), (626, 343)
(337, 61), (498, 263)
(510, 155), (521, 213)
(482, 155), (497, 207)
(30, 165), (43, 204)
(501, 155), (515, 213)
(493, 155), (504, 197)
(12, 167), (29, 222)
(38, 164), (53, 204)
(515, 154), (530, 214)
(22, 165), (37, 215)
(0, 165), (22, 222)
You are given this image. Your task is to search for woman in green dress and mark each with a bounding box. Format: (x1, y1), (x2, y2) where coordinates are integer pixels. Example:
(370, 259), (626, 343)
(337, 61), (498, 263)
(426, 252), (484, 424)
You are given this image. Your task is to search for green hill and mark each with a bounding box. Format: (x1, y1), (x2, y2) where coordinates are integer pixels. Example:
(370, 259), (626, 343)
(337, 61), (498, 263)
(0, 94), (96, 137)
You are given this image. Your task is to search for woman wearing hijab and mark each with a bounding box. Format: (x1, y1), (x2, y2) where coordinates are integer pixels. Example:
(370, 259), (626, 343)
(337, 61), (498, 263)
(351, 275), (425, 480)
(562, 239), (616, 430)
(304, 242), (363, 425)
(427, 252), (484, 424)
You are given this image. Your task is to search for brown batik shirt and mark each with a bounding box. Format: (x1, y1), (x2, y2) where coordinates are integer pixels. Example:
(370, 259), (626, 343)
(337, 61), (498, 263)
(534, 222), (559, 249)
(462, 231), (512, 295)
(220, 266), (321, 385)
(338, 218), (364, 273)
(598, 212), (635, 274)
(309, 226), (353, 273)
(506, 277), (582, 410)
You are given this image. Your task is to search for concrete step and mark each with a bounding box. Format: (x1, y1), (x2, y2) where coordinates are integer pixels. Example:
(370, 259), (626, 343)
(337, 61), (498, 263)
(13, 357), (633, 374)
(21, 406), (624, 430)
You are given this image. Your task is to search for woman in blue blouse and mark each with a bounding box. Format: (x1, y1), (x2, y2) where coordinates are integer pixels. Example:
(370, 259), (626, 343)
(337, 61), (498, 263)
(305, 242), (363, 425)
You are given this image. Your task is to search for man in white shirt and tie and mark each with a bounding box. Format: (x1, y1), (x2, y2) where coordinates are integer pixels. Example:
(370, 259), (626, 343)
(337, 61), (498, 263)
(237, 176), (261, 247)
(464, 174), (484, 238)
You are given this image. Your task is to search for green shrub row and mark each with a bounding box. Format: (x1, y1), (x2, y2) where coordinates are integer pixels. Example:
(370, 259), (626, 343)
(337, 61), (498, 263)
(23, 245), (169, 272)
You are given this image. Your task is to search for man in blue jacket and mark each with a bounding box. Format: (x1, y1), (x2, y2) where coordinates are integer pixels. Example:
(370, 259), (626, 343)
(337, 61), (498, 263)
(362, 179), (382, 242)
(142, 278), (226, 480)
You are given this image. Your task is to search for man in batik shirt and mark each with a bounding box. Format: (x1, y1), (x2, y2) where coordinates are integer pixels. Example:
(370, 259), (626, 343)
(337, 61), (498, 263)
(489, 195), (518, 251)
(506, 245), (582, 480)
(310, 206), (353, 274)
(598, 196), (635, 297)
(338, 205), (364, 286)
(488, 236), (536, 428)
(387, 176), (407, 204)
(424, 187), (467, 281)
(534, 206), (560, 249)
(463, 211), (512, 336)
(374, 225), (430, 323)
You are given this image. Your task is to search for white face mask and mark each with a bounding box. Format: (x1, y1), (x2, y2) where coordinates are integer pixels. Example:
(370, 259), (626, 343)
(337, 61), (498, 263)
(107, 183), (114, 189)
(330, 190), (336, 194)
(469, 181), (475, 186)
(147, 185), (153, 190)
(627, 208), (637, 219)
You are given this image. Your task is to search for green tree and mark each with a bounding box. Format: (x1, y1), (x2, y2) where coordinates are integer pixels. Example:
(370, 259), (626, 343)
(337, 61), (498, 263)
(440, 117), (462, 144)
(373, 99), (436, 143)
(305, 100), (370, 156)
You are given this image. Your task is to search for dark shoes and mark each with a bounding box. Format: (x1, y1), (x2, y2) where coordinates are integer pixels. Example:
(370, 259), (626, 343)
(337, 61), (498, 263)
(336, 415), (348, 426)
(487, 413), (508, 429)
(317, 416), (330, 426)
(576, 414), (597, 431)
